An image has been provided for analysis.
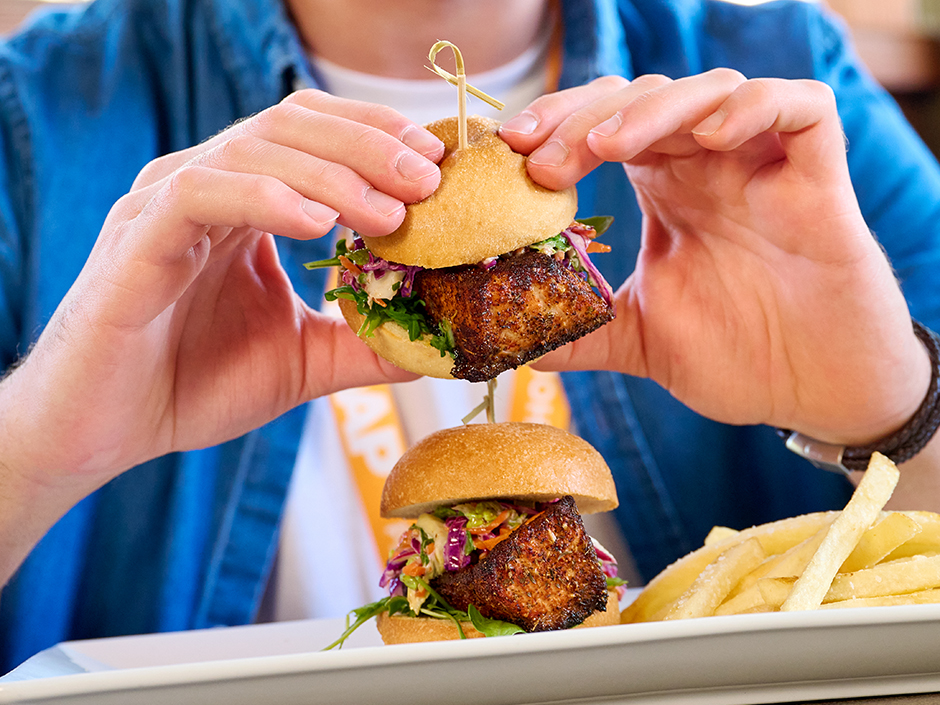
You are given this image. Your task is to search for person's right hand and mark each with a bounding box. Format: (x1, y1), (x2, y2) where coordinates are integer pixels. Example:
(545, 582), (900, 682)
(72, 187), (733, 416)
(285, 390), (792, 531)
(0, 90), (443, 513)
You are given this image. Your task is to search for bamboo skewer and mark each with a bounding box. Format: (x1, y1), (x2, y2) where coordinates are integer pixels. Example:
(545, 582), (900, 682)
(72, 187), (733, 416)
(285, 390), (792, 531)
(427, 40), (505, 150)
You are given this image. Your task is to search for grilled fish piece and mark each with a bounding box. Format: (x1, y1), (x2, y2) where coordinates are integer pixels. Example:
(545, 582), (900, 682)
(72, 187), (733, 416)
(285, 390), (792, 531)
(414, 250), (614, 382)
(431, 495), (609, 632)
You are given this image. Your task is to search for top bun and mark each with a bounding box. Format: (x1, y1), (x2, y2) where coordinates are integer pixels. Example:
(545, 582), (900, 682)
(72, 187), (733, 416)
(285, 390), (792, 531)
(360, 115), (578, 268)
(381, 422), (618, 518)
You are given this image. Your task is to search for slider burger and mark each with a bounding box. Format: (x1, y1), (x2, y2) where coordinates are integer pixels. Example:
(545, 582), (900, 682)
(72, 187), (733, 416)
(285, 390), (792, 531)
(306, 115), (615, 383)
(327, 422), (625, 647)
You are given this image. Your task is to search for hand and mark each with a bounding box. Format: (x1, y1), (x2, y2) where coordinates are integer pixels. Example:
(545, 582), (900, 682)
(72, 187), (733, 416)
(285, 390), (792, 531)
(501, 71), (931, 446)
(1, 90), (444, 489)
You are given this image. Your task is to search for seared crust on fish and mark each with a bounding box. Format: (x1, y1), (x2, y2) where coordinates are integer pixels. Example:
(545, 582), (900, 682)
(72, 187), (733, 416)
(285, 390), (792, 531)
(414, 250), (614, 382)
(431, 495), (609, 632)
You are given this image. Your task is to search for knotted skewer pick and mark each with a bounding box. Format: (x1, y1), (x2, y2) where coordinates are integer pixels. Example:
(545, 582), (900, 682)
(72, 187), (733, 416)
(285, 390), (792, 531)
(427, 40), (505, 150)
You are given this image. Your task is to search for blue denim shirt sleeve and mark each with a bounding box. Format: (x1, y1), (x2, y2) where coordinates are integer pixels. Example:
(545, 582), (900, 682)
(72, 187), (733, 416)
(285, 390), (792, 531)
(0, 56), (32, 369)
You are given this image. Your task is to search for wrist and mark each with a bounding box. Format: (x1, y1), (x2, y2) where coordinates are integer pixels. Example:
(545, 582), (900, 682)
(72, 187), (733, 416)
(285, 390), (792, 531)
(0, 366), (103, 585)
(779, 320), (940, 474)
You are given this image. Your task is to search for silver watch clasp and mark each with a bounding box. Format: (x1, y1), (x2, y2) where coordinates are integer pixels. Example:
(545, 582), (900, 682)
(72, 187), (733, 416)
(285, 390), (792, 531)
(783, 431), (852, 477)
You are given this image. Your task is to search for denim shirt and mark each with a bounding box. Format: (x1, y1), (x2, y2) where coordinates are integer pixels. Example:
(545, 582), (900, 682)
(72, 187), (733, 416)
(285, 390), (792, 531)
(2, 0), (940, 672)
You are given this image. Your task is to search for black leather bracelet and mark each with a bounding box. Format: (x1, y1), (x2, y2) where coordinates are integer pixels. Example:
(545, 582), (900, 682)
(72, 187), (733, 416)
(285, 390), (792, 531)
(777, 319), (940, 475)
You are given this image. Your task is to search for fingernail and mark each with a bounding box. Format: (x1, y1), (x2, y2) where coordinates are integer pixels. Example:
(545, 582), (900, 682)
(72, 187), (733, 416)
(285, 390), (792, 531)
(528, 139), (570, 167)
(590, 113), (622, 139)
(395, 151), (439, 182)
(364, 187), (404, 217)
(501, 111), (540, 136)
(400, 125), (444, 157)
(302, 199), (340, 226)
(692, 111), (725, 137)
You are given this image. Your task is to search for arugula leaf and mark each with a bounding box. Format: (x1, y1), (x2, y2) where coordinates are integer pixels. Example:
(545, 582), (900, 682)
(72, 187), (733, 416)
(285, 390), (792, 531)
(576, 215), (614, 236)
(321, 596), (409, 651)
(433, 506), (460, 520)
(303, 237), (353, 270)
(303, 255), (340, 270)
(606, 576), (628, 589)
(468, 605), (525, 637)
(323, 284), (453, 357)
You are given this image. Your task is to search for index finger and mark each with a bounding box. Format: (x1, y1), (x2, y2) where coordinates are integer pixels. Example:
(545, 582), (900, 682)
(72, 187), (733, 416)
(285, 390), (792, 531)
(688, 78), (848, 181)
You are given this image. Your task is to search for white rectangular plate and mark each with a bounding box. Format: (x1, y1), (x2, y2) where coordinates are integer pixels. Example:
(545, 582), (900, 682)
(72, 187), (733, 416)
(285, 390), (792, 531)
(2, 604), (940, 704)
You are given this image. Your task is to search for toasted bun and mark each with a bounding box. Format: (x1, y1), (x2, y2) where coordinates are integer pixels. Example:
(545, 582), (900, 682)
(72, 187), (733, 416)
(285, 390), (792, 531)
(376, 589), (620, 644)
(381, 422), (618, 518)
(360, 115), (578, 268)
(337, 297), (455, 379)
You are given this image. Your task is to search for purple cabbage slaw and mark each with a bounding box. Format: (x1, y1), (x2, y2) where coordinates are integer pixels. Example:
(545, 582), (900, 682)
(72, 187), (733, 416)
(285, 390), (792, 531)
(339, 226), (613, 309)
(443, 515), (471, 572)
(379, 500), (624, 600)
(340, 234), (422, 298)
(379, 500), (545, 598)
(561, 223), (616, 311)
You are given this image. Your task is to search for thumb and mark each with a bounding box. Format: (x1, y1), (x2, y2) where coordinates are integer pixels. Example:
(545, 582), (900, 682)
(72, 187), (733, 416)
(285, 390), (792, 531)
(302, 315), (419, 399)
(530, 284), (644, 376)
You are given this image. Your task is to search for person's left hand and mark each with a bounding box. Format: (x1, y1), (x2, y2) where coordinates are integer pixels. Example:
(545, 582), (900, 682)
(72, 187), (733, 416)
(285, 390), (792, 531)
(500, 70), (930, 447)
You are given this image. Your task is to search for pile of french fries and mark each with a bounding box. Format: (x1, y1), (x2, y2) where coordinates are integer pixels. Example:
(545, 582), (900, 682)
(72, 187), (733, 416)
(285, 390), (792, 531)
(621, 453), (940, 623)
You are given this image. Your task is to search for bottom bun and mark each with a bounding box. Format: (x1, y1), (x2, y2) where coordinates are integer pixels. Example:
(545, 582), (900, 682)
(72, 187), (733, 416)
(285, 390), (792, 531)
(338, 297), (455, 379)
(376, 589), (620, 644)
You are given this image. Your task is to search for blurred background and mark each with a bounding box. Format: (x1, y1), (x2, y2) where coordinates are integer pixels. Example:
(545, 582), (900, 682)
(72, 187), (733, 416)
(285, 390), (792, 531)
(3, 0), (940, 155)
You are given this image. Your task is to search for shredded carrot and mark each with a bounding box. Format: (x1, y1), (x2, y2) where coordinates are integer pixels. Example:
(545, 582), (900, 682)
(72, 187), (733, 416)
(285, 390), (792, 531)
(338, 255), (362, 276)
(474, 528), (512, 552)
(402, 561), (426, 577)
(586, 242), (612, 253)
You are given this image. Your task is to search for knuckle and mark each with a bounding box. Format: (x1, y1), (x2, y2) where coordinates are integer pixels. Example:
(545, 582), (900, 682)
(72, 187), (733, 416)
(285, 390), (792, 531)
(282, 87), (330, 107)
(631, 73), (671, 90)
(163, 164), (204, 205)
(133, 153), (178, 189)
(709, 67), (747, 87)
(592, 74), (631, 92)
(238, 174), (284, 214)
(805, 78), (836, 107)
(738, 77), (774, 102)
(107, 190), (146, 224)
(242, 104), (285, 136)
(211, 133), (264, 167)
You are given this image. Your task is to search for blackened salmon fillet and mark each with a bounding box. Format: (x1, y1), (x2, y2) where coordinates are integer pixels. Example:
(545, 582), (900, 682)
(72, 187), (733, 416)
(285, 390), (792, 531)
(431, 495), (609, 632)
(414, 250), (614, 382)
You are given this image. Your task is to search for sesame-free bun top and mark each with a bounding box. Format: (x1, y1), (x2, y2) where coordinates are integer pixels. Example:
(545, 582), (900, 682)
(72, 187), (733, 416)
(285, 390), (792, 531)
(360, 115), (578, 268)
(380, 422), (618, 518)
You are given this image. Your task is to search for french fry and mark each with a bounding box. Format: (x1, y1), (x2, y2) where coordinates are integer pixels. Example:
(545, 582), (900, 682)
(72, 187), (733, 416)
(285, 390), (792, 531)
(733, 526), (829, 596)
(884, 511), (940, 561)
(704, 526), (739, 546)
(621, 512), (836, 623)
(714, 584), (770, 616)
(757, 576), (796, 608)
(715, 527), (829, 616)
(819, 588), (940, 609)
(663, 538), (766, 620)
(840, 512), (921, 573)
(781, 452), (900, 611)
(624, 455), (940, 624)
(824, 554), (940, 602)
